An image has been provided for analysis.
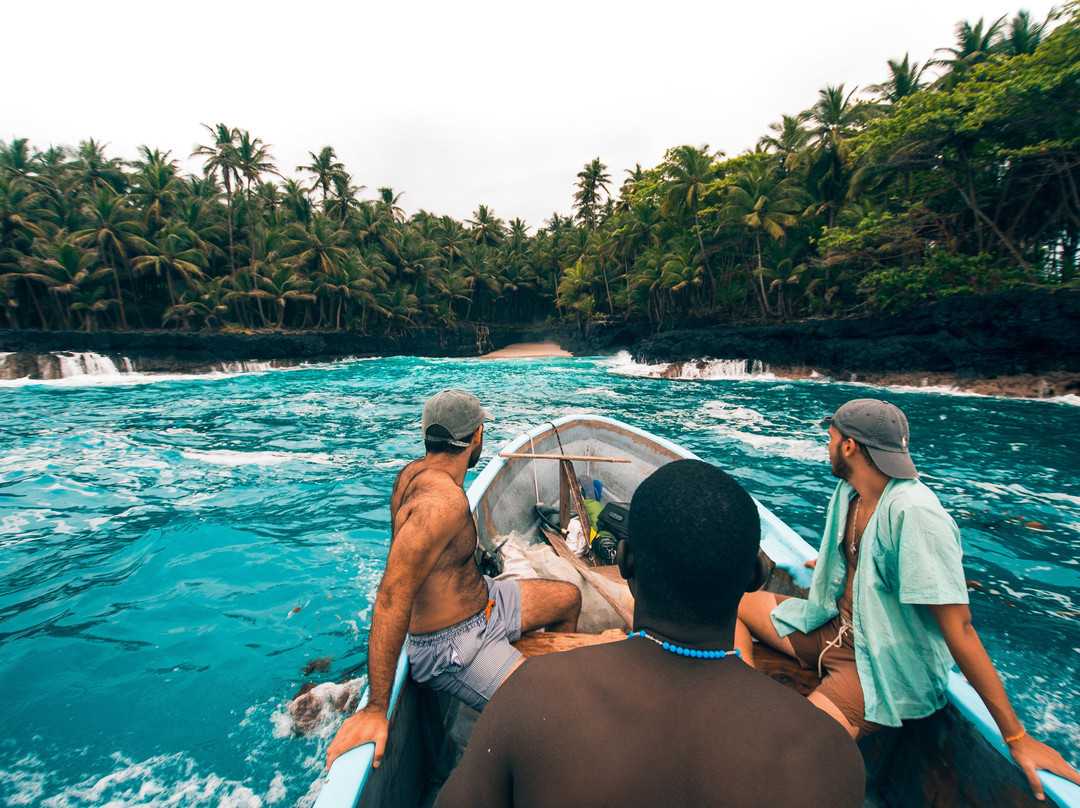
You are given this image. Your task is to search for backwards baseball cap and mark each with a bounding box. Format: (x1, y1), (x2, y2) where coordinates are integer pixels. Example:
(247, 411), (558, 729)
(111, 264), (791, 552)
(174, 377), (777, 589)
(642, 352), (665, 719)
(422, 389), (492, 448)
(822, 398), (918, 479)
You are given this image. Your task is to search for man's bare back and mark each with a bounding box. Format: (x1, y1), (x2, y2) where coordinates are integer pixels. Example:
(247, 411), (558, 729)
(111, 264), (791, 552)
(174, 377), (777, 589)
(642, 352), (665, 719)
(390, 459), (488, 634)
(326, 390), (581, 772)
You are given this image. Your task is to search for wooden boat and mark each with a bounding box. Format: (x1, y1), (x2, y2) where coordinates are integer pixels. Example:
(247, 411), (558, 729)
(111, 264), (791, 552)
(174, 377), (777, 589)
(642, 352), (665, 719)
(315, 414), (1080, 808)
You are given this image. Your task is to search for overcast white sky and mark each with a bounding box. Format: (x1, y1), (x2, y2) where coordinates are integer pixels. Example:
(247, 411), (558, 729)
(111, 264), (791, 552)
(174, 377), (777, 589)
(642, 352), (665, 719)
(3, 0), (1060, 230)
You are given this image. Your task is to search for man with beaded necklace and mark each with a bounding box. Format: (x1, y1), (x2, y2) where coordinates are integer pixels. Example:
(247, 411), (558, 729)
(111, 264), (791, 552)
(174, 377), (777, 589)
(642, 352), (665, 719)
(735, 398), (1080, 801)
(436, 459), (864, 808)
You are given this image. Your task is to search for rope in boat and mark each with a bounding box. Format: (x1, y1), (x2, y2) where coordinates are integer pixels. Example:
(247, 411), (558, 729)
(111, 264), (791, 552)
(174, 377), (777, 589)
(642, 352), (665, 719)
(529, 434), (540, 505)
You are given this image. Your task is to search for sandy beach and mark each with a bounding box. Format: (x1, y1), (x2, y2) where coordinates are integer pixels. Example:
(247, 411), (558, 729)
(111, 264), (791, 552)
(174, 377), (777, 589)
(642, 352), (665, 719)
(481, 342), (572, 359)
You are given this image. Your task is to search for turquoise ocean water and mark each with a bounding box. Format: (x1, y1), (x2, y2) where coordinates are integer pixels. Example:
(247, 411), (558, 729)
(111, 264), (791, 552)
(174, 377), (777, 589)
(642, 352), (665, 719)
(1, 354), (1077, 806)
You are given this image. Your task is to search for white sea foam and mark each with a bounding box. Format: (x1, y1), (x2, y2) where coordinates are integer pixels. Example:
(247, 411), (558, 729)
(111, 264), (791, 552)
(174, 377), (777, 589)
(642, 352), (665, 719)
(179, 449), (336, 467)
(217, 360), (275, 373)
(701, 400), (771, 426)
(271, 678), (364, 741)
(605, 351), (775, 381)
(0, 754), (45, 805)
(576, 385), (627, 398)
(0, 353), (346, 388)
(697, 400), (824, 461)
(0, 752), (281, 808)
(374, 458), (409, 469)
(57, 352), (128, 377)
(264, 773), (287, 804)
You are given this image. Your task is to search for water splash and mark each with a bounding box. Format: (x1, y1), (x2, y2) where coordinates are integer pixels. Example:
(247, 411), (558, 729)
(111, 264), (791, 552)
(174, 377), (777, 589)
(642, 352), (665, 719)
(606, 351), (774, 381)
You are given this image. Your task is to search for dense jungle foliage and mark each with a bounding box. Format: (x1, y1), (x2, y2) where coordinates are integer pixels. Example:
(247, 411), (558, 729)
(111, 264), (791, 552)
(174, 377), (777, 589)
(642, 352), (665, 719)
(2, 5), (1077, 335)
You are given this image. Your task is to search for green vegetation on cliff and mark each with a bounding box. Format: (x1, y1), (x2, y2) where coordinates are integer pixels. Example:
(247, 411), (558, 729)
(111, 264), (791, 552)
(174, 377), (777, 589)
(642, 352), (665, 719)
(2, 5), (1077, 335)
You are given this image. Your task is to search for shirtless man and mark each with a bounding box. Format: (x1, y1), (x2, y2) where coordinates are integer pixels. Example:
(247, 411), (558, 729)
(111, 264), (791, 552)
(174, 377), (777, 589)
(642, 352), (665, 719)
(436, 460), (865, 808)
(735, 398), (1080, 801)
(326, 389), (581, 770)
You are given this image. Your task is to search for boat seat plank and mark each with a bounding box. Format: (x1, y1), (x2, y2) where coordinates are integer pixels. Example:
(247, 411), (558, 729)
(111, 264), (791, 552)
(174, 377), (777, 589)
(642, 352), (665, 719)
(752, 643), (822, 695)
(513, 629), (625, 657)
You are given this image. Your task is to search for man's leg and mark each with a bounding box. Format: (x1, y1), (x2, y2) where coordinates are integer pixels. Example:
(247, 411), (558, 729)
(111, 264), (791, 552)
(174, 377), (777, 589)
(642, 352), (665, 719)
(735, 590), (796, 667)
(808, 691), (859, 740)
(518, 578), (581, 633)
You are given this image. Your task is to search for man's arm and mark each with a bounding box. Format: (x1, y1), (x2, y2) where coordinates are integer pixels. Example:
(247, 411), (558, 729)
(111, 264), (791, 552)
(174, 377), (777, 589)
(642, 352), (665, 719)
(326, 487), (464, 770)
(929, 603), (1080, 801)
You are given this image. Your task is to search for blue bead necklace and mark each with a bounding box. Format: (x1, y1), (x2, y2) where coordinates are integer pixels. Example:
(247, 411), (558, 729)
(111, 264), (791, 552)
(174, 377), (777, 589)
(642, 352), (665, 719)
(626, 630), (742, 659)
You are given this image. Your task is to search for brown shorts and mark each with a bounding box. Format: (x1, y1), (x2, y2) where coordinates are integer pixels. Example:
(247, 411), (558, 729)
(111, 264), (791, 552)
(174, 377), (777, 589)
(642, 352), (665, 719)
(786, 614), (882, 736)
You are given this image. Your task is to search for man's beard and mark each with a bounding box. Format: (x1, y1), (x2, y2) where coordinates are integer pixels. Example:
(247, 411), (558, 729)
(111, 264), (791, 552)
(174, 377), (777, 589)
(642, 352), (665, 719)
(468, 443), (482, 468)
(831, 448), (853, 481)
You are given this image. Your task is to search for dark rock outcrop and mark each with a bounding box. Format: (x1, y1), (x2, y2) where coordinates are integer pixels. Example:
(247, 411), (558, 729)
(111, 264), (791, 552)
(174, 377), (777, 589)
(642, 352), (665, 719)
(0, 324), (564, 378)
(630, 289), (1080, 378)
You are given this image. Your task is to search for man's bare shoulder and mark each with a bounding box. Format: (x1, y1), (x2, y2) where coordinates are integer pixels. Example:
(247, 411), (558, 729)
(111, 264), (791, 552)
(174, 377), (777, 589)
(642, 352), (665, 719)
(395, 467), (469, 520)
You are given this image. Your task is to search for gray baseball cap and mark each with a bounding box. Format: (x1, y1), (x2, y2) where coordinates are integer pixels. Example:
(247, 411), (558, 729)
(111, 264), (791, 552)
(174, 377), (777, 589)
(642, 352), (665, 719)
(822, 398), (918, 479)
(422, 389), (492, 448)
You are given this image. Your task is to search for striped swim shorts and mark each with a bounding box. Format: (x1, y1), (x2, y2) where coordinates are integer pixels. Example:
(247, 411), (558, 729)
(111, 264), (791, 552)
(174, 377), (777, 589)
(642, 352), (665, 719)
(404, 575), (523, 711)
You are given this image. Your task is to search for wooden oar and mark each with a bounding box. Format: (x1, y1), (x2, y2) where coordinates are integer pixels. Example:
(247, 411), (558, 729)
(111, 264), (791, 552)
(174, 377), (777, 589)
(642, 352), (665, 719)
(540, 524), (633, 628)
(499, 451), (631, 463)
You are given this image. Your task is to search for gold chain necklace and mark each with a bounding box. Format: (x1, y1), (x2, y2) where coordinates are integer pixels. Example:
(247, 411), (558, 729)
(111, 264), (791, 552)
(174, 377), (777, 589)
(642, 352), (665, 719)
(849, 497), (863, 556)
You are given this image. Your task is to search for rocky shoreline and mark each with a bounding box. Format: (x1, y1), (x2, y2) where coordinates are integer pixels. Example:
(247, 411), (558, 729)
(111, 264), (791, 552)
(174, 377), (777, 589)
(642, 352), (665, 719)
(648, 361), (1080, 400)
(0, 325), (570, 379)
(3, 289), (1078, 400)
(629, 289), (1080, 400)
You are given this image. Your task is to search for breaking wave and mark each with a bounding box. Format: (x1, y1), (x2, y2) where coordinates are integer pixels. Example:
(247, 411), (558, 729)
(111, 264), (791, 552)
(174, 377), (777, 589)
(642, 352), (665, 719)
(605, 351), (775, 381)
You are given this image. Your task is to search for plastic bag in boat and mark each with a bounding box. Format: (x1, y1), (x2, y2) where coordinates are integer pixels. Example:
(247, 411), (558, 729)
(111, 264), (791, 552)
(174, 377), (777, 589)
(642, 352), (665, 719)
(565, 517), (590, 557)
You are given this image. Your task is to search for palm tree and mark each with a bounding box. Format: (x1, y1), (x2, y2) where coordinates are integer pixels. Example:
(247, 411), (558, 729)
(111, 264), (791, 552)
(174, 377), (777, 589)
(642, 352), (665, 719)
(192, 123), (239, 271)
(233, 129), (276, 322)
(756, 114), (811, 164)
(615, 164), (646, 212)
(798, 85), (872, 227)
(280, 178), (313, 225)
(931, 17), (1007, 89)
(129, 147), (181, 233)
(661, 144), (719, 306)
(261, 261), (315, 329)
(287, 215), (350, 286)
(999, 9), (1056, 56)
(0, 139), (32, 177)
(325, 172), (365, 222)
(467, 205), (505, 248)
(377, 187), (407, 222)
(70, 139), (128, 194)
(374, 282), (420, 335)
(556, 260), (598, 326)
(73, 189), (151, 328)
(27, 237), (100, 330)
(574, 158), (611, 231)
(0, 174), (49, 270)
(69, 285), (115, 332)
(298, 146), (345, 210)
(868, 55), (927, 105)
(659, 237), (704, 316)
(721, 157), (806, 316)
(131, 224), (208, 309)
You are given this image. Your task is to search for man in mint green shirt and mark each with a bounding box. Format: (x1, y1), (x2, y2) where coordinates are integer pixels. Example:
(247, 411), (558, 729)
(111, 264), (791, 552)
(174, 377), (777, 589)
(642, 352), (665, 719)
(735, 398), (1079, 801)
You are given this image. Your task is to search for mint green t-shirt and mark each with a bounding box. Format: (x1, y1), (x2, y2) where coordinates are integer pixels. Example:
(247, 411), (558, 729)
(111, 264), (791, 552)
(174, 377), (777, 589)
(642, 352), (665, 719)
(770, 478), (969, 727)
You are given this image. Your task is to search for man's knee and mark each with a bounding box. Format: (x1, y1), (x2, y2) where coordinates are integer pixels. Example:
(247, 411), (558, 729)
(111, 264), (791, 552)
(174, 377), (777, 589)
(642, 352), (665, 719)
(519, 578), (582, 631)
(536, 579), (581, 619)
(738, 590), (779, 629)
(560, 580), (582, 616)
